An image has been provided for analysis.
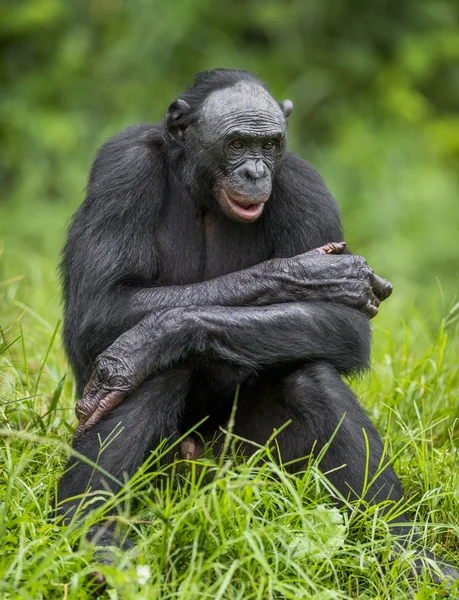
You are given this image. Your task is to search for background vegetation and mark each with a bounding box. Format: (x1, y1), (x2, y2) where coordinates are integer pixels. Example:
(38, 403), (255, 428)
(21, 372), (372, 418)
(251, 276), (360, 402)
(0, 1), (458, 598)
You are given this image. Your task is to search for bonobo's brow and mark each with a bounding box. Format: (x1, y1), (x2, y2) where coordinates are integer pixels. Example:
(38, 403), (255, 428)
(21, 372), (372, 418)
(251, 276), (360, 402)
(224, 129), (284, 141)
(196, 127), (284, 151)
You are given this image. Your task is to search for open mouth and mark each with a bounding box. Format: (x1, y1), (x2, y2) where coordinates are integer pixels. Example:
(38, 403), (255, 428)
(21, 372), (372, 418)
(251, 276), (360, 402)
(221, 189), (266, 222)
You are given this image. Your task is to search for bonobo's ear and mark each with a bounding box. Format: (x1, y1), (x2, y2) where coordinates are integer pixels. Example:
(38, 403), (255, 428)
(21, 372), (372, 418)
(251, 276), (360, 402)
(280, 99), (293, 119)
(165, 98), (192, 142)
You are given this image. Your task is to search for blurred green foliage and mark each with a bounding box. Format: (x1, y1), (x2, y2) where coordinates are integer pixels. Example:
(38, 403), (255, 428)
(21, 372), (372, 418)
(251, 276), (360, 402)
(1, 7), (459, 595)
(1, 0), (458, 303)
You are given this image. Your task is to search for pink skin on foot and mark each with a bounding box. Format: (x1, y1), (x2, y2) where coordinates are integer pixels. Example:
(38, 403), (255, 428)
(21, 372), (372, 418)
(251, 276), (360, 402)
(180, 437), (204, 461)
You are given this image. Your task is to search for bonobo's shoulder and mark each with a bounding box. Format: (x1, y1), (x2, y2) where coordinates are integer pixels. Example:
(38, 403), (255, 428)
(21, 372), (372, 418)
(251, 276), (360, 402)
(276, 151), (341, 214)
(96, 123), (165, 153)
(279, 152), (335, 196)
(89, 123), (166, 186)
(270, 151), (343, 253)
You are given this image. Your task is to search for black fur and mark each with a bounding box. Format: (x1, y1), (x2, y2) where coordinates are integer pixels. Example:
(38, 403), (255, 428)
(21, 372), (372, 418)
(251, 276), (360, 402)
(58, 69), (457, 585)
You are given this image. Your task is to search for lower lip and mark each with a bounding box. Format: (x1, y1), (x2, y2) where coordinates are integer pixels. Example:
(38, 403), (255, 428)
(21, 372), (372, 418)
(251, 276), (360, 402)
(225, 194), (265, 221)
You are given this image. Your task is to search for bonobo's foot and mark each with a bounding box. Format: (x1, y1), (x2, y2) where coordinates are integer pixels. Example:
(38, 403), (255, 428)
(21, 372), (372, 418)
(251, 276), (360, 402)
(180, 436), (204, 461)
(86, 525), (135, 591)
(310, 241), (347, 255)
(411, 548), (459, 591)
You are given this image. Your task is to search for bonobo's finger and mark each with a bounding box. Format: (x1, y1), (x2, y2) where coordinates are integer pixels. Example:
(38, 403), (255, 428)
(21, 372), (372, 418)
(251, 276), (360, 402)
(75, 394), (99, 424)
(73, 389), (126, 440)
(73, 422), (87, 441)
(370, 273), (393, 302)
(371, 292), (381, 308)
(364, 299), (379, 319)
(310, 241), (346, 255)
(83, 389), (126, 431)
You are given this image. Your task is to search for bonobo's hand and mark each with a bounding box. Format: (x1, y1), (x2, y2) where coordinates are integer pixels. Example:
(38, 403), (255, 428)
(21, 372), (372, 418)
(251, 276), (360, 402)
(273, 241), (392, 317)
(73, 355), (134, 440)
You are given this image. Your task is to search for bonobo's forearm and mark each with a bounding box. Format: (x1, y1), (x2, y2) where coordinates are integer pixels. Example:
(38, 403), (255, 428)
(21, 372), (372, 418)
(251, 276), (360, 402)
(130, 244), (343, 312)
(74, 302), (370, 437)
(127, 242), (389, 316)
(130, 265), (273, 311)
(77, 259), (285, 363)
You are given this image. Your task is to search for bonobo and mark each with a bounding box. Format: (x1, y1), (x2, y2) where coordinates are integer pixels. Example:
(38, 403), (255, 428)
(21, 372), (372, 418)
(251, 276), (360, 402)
(58, 69), (458, 584)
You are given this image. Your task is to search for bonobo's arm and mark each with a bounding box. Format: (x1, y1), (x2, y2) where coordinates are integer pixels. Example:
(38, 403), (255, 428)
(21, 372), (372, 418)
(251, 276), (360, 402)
(74, 302), (371, 438)
(64, 128), (390, 386)
(67, 237), (389, 386)
(76, 241), (388, 337)
(130, 242), (388, 317)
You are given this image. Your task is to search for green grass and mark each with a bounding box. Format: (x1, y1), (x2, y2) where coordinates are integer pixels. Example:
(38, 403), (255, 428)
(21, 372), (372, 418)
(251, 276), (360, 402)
(1, 248), (458, 599)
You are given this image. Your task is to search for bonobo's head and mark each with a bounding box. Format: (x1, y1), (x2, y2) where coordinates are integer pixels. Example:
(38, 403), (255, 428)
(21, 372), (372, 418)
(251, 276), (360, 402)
(165, 69), (293, 223)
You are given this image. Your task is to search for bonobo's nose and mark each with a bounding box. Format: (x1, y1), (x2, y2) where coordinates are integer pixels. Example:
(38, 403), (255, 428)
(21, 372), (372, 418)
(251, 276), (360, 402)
(237, 160), (267, 181)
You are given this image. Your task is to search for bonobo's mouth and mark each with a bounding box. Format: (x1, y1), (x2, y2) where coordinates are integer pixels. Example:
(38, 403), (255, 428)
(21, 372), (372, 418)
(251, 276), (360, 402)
(218, 188), (268, 222)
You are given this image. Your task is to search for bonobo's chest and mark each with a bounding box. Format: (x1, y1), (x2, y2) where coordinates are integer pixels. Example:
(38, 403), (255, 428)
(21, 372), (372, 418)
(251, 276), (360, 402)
(155, 184), (271, 285)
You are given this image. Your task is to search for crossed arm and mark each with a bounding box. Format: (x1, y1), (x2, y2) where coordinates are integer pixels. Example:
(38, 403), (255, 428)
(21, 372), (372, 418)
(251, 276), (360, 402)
(73, 242), (392, 438)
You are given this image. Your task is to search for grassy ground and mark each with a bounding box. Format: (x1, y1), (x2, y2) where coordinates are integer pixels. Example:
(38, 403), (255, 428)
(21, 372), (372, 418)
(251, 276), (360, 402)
(1, 247), (458, 599)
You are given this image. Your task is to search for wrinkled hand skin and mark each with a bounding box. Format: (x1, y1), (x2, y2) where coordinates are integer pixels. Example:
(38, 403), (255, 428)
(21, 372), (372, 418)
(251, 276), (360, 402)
(74, 240), (393, 440)
(74, 356), (136, 440)
(277, 242), (392, 318)
(74, 389), (126, 440)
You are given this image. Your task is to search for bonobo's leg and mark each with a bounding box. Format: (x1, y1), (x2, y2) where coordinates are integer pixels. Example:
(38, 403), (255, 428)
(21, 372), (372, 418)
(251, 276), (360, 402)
(227, 362), (459, 584)
(229, 361), (403, 505)
(58, 367), (191, 533)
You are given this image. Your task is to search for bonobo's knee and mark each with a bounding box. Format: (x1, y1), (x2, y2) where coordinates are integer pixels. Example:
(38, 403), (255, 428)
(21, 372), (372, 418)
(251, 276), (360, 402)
(284, 360), (362, 401)
(318, 305), (371, 375)
(338, 309), (371, 375)
(282, 361), (342, 403)
(281, 362), (345, 442)
(74, 366), (191, 450)
(58, 368), (192, 518)
(282, 360), (377, 446)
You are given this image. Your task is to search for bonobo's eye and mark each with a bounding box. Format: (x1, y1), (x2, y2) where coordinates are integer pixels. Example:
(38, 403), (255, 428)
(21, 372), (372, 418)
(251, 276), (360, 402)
(230, 139), (245, 151)
(263, 140), (276, 152)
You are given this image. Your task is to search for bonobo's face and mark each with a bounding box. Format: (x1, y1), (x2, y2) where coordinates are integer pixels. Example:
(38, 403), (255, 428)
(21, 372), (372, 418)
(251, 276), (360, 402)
(166, 80), (293, 223)
(197, 82), (292, 222)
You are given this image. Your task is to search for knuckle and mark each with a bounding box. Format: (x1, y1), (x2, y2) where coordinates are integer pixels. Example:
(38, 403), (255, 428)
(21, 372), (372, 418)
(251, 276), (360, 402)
(353, 255), (368, 271)
(94, 355), (113, 379)
(94, 353), (131, 389)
